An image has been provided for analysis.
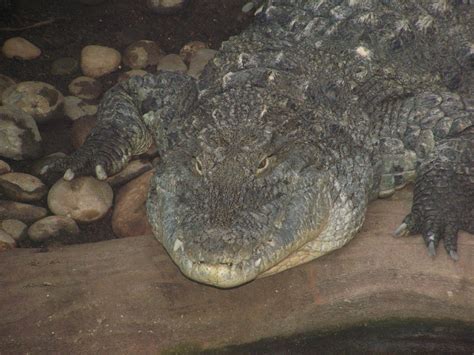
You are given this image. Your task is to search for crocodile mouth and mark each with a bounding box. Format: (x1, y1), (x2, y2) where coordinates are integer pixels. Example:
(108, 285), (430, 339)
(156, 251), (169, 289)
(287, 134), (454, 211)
(150, 180), (330, 288)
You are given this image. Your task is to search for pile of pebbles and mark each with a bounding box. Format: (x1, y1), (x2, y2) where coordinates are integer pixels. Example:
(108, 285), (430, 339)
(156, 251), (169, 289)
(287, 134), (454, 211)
(0, 34), (219, 251)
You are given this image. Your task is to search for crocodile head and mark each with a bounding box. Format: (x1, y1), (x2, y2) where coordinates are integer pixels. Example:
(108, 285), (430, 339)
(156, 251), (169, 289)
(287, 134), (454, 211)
(147, 89), (334, 287)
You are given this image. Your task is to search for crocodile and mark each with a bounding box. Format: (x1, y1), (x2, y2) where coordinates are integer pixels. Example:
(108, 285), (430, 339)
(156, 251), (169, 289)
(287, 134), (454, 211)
(46, 0), (474, 288)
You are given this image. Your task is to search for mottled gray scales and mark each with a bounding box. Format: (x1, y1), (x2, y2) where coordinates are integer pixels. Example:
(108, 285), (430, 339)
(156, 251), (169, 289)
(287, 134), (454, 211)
(46, 0), (473, 288)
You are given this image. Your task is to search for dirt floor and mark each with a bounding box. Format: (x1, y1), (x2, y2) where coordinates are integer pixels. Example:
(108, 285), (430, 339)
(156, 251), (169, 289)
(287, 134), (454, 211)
(0, 0), (254, 246)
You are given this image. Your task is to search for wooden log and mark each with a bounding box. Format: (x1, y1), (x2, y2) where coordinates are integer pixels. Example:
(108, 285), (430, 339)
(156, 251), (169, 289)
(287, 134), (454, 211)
(0, 188), (473, 353)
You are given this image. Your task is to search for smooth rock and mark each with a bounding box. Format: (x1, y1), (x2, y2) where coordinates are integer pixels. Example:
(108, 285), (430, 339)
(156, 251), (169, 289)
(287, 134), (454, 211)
(48, 177), (113, 223)
(146, 0), (188, 14)
(2, 81), (64, 123)
(187, 48), (217, 78)
(1, 37), (41, 60)
(156, 54), (187, 73)
(30, 152), (67, 178)
(123, 40), (163, 69)
(81, 45), (121, 78)
(112, 169), (154, 238)
(64, 96), (97, 121)
(0, 160), (11, 175)
(117, 69), (148, 83)
(107, 159), (153, 187)
(68, 76), (102, 100)
(71, 115), (97, 149)
(0, 200), (48, 224)
(28, 215), (80, 242)
(0, 172), (47, 202)
(0, 105), (42, 160)
(0, 230), (15, 251)
(179, 41), (208, 64)
(0, 74), (16, 98)
(51, 57), (79, 76)
(1, 219), (27, 241)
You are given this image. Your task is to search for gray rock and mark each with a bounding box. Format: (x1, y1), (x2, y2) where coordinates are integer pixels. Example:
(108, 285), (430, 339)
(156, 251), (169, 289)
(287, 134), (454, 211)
(1, 219), (28, 241)
(47, 177), (113, 223)
(2, 81), (64, 123)
(28, 215), (80, 242)
(0, 200), (48, 224)
(0, 230), (16, 250)
(0, 74), (16, 98)
(187, 48), (217, 79)
(68, 76), (102, 100)
(51, 57), (79, 76)
(0, 160), (11, 175)
(0, 172), (47, 202)
(123, 40), (163, 69)
(1, 37), (41, 60)
(81, 45), (121, 78)
(156, 54), (187, 73)
(0, 105), (42, 160)
(179, 41), (208, 64)
(64, 96), (97, 121)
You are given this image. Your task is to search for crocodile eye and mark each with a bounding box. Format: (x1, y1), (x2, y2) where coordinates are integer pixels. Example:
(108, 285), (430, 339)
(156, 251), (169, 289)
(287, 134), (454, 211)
(256, 156), (270, 175)
(195, 157), (203, 175)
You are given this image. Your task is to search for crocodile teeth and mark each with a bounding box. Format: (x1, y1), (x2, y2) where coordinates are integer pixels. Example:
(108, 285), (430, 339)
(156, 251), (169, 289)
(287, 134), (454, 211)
(173, 239), (184, 252)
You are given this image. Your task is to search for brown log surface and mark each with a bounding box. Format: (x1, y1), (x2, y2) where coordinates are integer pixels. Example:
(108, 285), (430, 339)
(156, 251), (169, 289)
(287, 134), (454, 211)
(0, 188), (473, 353)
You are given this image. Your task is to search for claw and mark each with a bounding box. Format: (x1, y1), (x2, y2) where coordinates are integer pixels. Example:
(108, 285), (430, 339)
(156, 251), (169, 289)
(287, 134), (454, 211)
(63, 169), (75, 181)
(449, 250), (459, 261)
(393, 222), (408, 237)
(428, 240), (436, 257)
(95, 164), (108, 180)
(39, 165), (50, 175)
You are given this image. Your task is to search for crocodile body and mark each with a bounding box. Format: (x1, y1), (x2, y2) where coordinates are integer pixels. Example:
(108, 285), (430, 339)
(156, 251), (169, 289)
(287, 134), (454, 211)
(50, 0), (474, 287)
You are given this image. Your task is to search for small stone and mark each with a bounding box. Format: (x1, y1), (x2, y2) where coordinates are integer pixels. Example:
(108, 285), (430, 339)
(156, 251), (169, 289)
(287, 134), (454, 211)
(0, 200), (48, 224)
(107, 159), (153, 187)
(64, 96), (98, 121)
(2, 37), (41, 60)
(2, 81), (64, 123)
(30, 152), (67, 178)
(0, 230), (16, 251)
(112, 169), (154, 238)
(156, 54), (187, 73)
(1, 219), (28, 241)
(28, 215), (80, 242)
(81, 45), (121, 78)
(187, 48), (217, 78)
(51, 57), (79, 76)
(118, 69), (148, 83)
(48, 177), (113, 223)
(71, 115), (97, 149)
(68, 76), (102, 100)
(0, 160), (11, 175)
(0, 172), (47, 202)
(123, 40), (163, 69)
(0, 105), (42, 160)
(146, 0), (188, 14)
(179, 41), (208, 64)
(0, 74), (16, 98)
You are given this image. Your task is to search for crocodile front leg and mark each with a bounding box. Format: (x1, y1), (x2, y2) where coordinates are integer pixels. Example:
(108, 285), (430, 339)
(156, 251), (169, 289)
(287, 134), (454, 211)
(394, 126), (474, 260)
(43, 72), (198, 180)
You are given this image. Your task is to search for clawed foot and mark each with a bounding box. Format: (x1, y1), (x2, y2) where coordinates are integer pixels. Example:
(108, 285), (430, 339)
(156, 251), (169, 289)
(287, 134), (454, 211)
(40, 148), (130, 182)
(393, 214), (460, 261)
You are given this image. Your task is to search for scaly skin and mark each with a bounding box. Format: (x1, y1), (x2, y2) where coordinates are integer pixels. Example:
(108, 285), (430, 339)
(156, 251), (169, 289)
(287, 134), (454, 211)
(46, 0), (473, 288)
